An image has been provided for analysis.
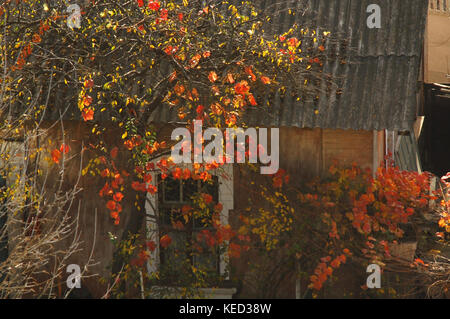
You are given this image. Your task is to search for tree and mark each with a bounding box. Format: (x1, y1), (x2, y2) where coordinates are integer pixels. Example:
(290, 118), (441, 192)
(0, 0), (362, 298)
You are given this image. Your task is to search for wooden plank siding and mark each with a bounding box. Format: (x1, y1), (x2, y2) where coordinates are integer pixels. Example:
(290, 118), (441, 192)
(231, 127), (377, 298)
(279, 127), (375, 181)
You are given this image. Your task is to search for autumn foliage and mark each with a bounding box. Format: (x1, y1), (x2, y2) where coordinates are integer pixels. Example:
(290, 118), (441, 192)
(238, 163), (434, 294)
(2, 0), (444, 299)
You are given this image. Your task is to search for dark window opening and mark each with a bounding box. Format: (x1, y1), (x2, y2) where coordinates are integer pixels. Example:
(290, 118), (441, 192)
(421, 85), (450, 177)
(157, 174), (220, 283)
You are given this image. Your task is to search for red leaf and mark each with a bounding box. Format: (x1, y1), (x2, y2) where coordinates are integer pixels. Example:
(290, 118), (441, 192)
(148, 0), (160, 11)
(160, 234), (172, 248)
(82, 108), (94, 121)
(234, 80), (250, 95)
(84, 79), (94, 89)
(83, 95), (93, 106)
(146, 241), (156, 251)
(59, 143), (70, 154)
(113, 192), (124, 202)
(110, 147), (118, 159)
(132, 181), (147, 192)
(202, 193), (213, 204)
(196, 105), (204, 114)
(51, 149), (61, 164)
(106, 200), (116, 211)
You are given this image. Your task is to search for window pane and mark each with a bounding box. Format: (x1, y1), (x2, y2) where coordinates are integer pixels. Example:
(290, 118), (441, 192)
(160, 231), (189, 264)
(193, 253), (219, 274)
(162, 176), (180, 202)
(182, 178), (198, 202)
(193, 215), (213, 229)
(160, 207), (184, 227)
(200, 176), (219, 202)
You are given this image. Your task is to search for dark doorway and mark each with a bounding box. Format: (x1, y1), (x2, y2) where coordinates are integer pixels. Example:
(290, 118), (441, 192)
(421, 85), (450, 177)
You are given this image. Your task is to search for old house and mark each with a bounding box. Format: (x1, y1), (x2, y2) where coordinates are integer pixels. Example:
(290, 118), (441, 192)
(140, 0), (430, 298)
(0, 0), (432, 298)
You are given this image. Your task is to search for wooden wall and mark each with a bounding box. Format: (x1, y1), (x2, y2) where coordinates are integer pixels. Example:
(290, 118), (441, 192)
(232, 127), (376, 298)
(3, 122), (376, 298)
(279, 127), (374, 180)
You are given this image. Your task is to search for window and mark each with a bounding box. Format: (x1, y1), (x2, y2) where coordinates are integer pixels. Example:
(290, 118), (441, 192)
(157, 174), (220, 280)
(145, 163), (234, 285)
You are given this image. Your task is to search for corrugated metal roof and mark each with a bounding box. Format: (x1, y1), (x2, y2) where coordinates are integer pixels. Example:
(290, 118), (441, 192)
(243, 0), (429, 130)
(244, 55), (422, 130)
(37, 0), (428, 131)
(150, 0), (428, 131)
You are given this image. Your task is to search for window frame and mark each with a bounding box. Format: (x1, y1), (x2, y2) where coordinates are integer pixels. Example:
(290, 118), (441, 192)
(157, 173), (221, 274)
(145, 161), (234, 280)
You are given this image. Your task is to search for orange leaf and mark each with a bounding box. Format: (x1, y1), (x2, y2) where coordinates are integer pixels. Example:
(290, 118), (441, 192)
(83, 95), (93, 106)
(234, 80), (250, 95)
(245, 66), (256, 81)
(59, 143), (70, 154)
(174, 84), (185, 96)
(208, 71), (218, 83)
(32, 34), (41, 43)
(189, 54), (201, 68)
(227, 73), (235, 84)
(51, 149), (61, 164)
(113, 192), (124, 202)
(287, 37), (299, 47)
(82, 108), (94, 121)
(100, 168), (110, 178)
(415, 258), (425, 265)
(110, 211), (119, 219)
(261, 76), (271, 84)
(106, 200), (116, 211)
(169, 71), (177, 82)
(248, 94), (257, 106)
